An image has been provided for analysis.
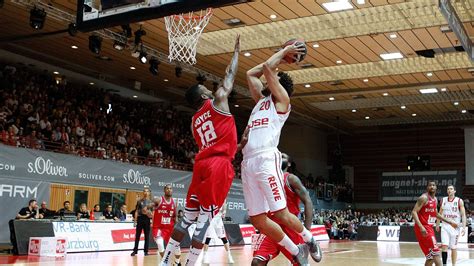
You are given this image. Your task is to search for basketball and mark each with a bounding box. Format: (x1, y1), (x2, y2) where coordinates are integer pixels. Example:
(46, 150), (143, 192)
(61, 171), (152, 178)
(282, 38), (307, 64)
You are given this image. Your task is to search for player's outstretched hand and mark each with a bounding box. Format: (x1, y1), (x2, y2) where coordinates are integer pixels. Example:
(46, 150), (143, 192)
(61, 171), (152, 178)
(283, 43), (306, 56)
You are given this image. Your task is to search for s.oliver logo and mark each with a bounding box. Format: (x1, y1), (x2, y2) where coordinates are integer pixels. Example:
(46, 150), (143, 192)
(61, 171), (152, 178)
(123, 169), (151, 186)
(27, 157), (68, 177)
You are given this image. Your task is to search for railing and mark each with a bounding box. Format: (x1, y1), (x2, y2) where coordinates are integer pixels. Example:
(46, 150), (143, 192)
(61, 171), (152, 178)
(0, 136), (194, 171)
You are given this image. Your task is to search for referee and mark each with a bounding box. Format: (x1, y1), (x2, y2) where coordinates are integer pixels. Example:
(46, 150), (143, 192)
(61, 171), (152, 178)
(131, 186), (153, 256)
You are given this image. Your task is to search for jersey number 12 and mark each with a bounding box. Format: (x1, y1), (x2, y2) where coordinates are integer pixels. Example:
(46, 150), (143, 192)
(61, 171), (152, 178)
(197, 121), (217, 147)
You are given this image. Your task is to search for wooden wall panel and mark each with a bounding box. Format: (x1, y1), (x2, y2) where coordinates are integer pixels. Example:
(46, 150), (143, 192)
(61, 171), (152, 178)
(49, 184), (128, 212)
(327, 127), (466, 203)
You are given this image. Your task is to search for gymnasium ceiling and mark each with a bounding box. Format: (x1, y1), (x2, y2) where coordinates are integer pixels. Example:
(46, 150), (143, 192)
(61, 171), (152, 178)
(0, 0), (473, 132)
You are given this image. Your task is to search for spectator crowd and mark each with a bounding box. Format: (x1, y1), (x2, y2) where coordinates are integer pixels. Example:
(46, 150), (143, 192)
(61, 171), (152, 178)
(0, 64), (197, 170)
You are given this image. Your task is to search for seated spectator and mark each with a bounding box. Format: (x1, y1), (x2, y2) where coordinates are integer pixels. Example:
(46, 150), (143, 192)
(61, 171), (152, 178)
(76, 203), (91, 220)
(114, 204), (128, 221)
(102, 204), (114, 220)
(39, 201), (54, 218)
(57, 200), (74, 216)
(16, 199), (42, 219)
(93, 204), (100, 212)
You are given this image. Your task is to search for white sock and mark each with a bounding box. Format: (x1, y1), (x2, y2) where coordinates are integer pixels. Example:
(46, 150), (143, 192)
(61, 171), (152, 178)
(299, 227), (313, 243)
(161, 238), (180, 265)
(278, 235), (299, 256)
(185, 246), (202, 266)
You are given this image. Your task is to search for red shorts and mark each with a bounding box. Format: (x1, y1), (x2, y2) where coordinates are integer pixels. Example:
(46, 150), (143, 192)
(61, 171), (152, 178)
(415, 225), (440, 259)
(152, 226), (174, 243)
(253, 224), (304, 265)
(186, 156), (234, 216)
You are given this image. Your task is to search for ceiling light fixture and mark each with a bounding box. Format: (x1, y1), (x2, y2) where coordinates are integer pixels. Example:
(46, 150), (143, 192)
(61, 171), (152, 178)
(134, 26), (146, 45)
(440, 88), (447, 92)
(133, 95), (138, 98)
(412, 113), (417, 117)
(234, 104), (240, 108)
(363, 79), (369, 82)
(365, 116), (370, 120)
(383, 92), (389, 96)
(312, 43), (319, 48)
(453, 102), (459, 106)
(30, 6), (46, 30)
(380, 52), (403, 60)
(419, 88), (438, 94)
(130, 66), (136, 70)
(356, 0), (365, 4)
(329, 97), (335, 101)
(244, 52), (251, 57)
(53, 71), (59, 75)
(304, 84), (311, 88)
(322, 1), (354, 12)
(426, 72), (433, 77)
(462, 110), (467, 114)
(352, 109), (357, 113)
(401, 105), (406, 109)
(269, 14), (277, 19)
(71, 45), (78, 49)
(89, 82), (94, 85)
(149, 58), (160, 76)
(336, 60), (342, 64)
(164, 79), (169, 82)
(88, 35), (102, 54)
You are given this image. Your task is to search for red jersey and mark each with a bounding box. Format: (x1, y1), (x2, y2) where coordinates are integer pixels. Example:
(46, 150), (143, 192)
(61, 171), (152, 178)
(284, 172), (301, 216)
(153, 196), (176, 228)
(418, 193), (438, 226)
(192, 99), (237, 161)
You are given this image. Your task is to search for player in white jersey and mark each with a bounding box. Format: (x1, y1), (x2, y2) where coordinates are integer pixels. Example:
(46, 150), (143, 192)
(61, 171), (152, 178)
(200, 201), (234, 264)
(436, 185), (466, 266)
(244, 43), (321, 265)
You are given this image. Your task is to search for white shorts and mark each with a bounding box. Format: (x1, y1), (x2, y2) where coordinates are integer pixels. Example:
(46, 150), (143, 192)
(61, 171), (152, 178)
(205, 216), (226, 239)
(241, 149), (287, 216)
(441, 224), (460, 249)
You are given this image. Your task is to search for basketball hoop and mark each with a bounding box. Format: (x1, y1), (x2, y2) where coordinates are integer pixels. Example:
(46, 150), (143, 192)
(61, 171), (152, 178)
(164, 8), (212, 65)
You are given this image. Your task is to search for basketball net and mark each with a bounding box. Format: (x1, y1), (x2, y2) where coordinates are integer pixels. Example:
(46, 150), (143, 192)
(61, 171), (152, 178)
(164, 8), (212, 65)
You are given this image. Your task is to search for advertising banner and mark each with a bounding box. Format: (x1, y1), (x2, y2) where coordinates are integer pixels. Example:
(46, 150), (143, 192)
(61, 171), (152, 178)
(380, 171), (462, 201)
(52, 221), (145, 252)
(0, 144), (248, 224)
(0, 178), (50, 244)
(377, 226), (400, 241)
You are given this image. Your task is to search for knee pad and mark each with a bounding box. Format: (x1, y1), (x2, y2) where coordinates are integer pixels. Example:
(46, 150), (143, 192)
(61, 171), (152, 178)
(155, 236), (165, 252)
(191, 206), (214, 243)
(221, 237), (228, 245)
(175, 208), (199, 234)
(205, 237), (212, 245)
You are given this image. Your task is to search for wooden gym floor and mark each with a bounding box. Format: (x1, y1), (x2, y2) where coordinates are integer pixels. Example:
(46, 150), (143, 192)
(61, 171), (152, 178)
(1, 241), (473, 265)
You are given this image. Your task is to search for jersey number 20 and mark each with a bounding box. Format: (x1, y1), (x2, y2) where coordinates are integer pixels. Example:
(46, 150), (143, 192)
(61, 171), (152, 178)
(197, 121), (217, 146)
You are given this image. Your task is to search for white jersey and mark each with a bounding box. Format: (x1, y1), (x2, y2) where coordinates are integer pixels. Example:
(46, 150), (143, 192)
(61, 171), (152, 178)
(441, 196), (462, 224)
(242, 95), (290, 158)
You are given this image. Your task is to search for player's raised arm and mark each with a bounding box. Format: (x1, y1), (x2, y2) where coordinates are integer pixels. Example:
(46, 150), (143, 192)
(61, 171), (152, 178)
(412, 194), (428, 234)
(214, 34), (240, 112)
(288, 174), (313, 230)
(262, 63), (290, 109)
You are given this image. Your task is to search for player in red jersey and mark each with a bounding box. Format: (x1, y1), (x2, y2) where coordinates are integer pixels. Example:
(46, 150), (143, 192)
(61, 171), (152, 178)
(412, 181), (458, 266)
(160, 34), (241, 266)
(252, 153), (321, 265)
(153, 185), (178, 259)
